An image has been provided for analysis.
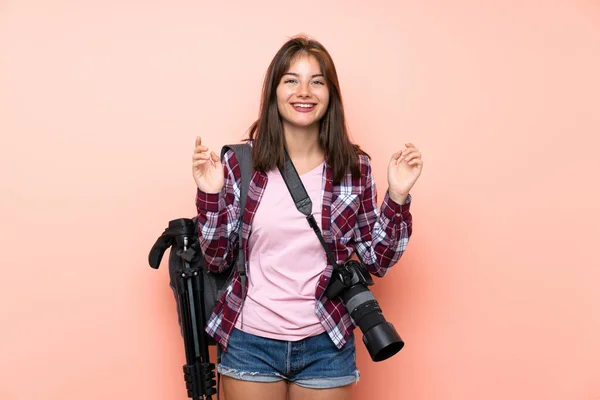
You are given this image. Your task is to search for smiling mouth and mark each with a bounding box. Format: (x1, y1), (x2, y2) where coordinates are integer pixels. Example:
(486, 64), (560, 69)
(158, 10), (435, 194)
(291, 103), (316, 111)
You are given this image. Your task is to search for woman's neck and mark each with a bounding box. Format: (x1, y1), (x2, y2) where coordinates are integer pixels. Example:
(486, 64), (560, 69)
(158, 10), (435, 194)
(283, 124), (322, 158)
(283, 124), (325, 174)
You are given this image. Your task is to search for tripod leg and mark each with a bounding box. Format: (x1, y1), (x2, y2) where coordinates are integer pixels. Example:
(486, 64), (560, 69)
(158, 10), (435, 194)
(175, 237), (216, 400)
(192, 271), (216, 398)
(177, 272), (206, 400)
(176, 272), (197, 371)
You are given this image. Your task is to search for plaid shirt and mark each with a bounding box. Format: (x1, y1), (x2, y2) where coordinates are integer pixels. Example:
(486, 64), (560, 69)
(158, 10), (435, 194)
(196, 144), (412, 351)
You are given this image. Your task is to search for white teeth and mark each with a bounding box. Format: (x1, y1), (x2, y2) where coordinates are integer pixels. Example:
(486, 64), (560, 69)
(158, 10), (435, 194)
(294, 104), (314, 108)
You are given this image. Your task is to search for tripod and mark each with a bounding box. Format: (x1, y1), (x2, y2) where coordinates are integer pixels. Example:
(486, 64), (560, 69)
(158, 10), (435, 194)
(149, 144), (252, 399)
(150, 218), (217, 400)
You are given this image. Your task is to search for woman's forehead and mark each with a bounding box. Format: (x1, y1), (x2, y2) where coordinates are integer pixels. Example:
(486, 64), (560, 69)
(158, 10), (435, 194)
(286, 54), (322, 73)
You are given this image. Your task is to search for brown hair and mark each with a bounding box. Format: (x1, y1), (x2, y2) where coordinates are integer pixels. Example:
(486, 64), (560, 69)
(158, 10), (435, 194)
(248, 34), (367, 184)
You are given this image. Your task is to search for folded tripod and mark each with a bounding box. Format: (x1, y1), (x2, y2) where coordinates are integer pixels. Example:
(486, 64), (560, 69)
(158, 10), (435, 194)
(149, 218), (217, 400)
(148, 143), (252, 399)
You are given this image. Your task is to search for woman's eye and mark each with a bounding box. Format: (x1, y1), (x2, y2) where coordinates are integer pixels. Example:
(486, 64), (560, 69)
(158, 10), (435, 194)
(312, 80), (325, 85)
(284, 79), (298, 84)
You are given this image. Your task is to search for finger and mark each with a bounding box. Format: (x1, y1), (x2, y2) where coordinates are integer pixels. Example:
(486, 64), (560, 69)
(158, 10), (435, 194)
(404, 152), (421, 163)
(193, 152), (211, 160)
(405, 143), (416, 148)
(408, 159), (423, 166)
(396, 148), (417, 164)
(396, 149), (409, 164)
(390, 150), (403, 162)
(390, 151), (403, 166)
(193, 159), (212, 167)
(194, 137), (210, 154)
(210, 151), (220, 163)
(194, 144), (209, 154)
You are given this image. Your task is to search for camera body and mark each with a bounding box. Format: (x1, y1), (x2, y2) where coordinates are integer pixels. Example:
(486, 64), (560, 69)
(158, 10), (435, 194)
(325, 260), (404, 362)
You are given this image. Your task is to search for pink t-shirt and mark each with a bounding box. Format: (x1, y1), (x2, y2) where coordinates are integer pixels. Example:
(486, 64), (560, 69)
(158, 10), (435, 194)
(234, 161), (328, 341)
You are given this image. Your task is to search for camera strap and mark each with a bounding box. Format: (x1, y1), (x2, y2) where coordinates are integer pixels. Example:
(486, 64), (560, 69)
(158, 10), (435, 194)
(278, 149), (339, 269)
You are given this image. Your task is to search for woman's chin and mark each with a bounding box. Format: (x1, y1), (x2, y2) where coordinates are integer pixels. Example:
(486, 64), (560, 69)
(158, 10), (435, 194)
(284, 118), (322, 130)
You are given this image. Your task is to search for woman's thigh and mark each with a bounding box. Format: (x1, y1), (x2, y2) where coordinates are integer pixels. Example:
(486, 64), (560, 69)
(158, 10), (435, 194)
(288, 330), (359, 389)
(222, 376), (288, 400)
(288, 383), (353, 400)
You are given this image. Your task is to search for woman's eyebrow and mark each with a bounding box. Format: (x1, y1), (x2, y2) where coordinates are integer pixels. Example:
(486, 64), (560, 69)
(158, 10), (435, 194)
(283, 72), (324, 78)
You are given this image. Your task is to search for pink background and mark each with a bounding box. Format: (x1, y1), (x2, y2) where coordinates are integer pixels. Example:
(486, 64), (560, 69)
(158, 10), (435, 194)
(1, 1), (599, 399)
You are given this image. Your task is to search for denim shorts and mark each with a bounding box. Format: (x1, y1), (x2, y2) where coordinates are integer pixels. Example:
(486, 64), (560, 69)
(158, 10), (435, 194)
(217, 328), (360, 389)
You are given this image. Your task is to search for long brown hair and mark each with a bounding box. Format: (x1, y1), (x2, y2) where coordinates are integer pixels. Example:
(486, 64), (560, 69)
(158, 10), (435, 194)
(248, 34), (366, 184)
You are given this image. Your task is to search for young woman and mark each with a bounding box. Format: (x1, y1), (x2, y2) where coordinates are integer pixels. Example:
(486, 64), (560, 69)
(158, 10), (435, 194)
(192, 35), (423, 400)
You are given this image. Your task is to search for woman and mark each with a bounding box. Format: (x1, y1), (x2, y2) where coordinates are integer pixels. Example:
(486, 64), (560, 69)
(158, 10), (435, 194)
(192, 35), (423, 400)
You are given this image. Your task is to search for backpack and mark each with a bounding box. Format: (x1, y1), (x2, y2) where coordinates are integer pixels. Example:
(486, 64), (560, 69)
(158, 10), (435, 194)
(148, 143), (253, 345)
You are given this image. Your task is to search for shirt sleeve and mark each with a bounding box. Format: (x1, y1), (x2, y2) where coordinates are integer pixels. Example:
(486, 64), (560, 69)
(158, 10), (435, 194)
(195, 149), (241, 273)
(353, 156), (413, 277)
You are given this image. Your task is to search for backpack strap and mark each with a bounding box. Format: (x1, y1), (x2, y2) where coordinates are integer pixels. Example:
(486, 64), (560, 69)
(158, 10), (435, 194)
(221, 143), (253, 222)
(217, 143), (252, 400)
(220, 143), (252, 282)
(220, 143), (252, 295)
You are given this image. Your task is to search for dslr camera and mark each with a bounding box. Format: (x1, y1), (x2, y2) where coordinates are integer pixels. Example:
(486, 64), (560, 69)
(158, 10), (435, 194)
(325, 260), (404, 362)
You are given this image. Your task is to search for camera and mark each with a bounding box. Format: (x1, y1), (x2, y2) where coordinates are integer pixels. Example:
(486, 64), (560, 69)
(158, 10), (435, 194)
(325, 260), (404, 362)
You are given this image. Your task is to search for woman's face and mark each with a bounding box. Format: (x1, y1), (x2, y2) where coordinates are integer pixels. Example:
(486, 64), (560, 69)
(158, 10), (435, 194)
(276, 54), (330, 132)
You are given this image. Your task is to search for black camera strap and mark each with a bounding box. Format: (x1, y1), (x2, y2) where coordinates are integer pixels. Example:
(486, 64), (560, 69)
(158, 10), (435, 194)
(279, 150), (406, 363)
(278, 150), (339, 269)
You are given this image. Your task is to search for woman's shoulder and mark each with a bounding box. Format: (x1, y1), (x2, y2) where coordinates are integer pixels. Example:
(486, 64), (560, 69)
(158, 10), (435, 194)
(327, 151), (372, 190)
(357, 152), (370, 165)
(220, 141), (254, 179)
(356, 151), (372, 176)
(222, 140), (253, 161)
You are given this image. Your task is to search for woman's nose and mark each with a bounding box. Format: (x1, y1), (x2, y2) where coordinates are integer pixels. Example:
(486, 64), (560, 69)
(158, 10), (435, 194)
(296, 83), (312, 97)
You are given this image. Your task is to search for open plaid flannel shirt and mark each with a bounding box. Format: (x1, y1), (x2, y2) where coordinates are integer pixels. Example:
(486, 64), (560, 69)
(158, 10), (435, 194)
(196, 145), (412, 351)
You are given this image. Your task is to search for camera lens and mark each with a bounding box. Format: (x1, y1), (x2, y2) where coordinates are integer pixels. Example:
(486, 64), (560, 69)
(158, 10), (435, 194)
(340, 284), (404, 362)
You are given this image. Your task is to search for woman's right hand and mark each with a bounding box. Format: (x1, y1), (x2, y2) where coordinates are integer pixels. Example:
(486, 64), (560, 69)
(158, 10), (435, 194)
(192, 136), (225, 193)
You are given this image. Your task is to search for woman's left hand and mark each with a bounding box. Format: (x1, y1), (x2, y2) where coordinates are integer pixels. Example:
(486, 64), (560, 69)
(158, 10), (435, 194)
(387, 143), (423, 204)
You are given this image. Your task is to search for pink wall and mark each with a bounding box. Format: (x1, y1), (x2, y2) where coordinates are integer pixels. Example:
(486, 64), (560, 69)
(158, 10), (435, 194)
(1, 1), (599, 399)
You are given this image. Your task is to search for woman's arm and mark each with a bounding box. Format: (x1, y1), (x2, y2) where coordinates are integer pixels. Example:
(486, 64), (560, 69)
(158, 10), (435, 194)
(195, 149), (241, 273)
(353, 156), (413, 277)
